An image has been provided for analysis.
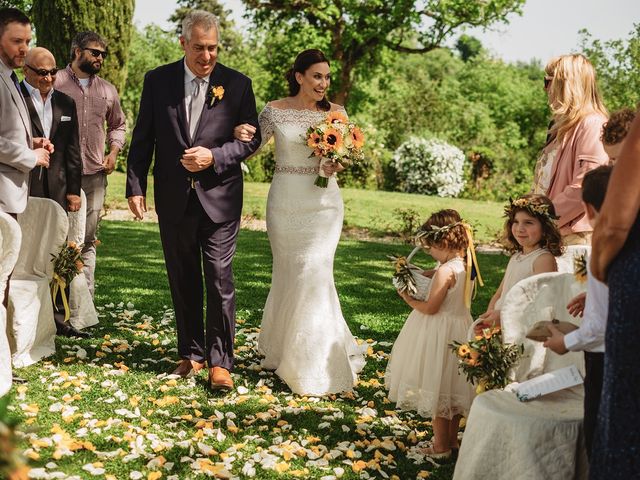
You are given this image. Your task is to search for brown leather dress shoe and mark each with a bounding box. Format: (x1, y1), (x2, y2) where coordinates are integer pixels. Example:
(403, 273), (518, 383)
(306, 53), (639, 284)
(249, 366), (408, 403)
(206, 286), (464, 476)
(209, 366), (233, 391)
(171, 359), (205, 378)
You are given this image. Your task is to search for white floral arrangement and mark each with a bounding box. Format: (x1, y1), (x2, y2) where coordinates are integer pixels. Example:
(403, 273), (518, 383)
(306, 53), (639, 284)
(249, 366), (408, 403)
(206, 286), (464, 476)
(392, 137), (465, 197)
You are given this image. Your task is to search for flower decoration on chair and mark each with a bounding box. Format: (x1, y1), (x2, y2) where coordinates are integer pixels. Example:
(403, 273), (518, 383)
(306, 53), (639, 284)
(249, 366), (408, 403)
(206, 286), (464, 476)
(208, 85), (224, 107)
(304, 111), (365, 187)
(50, 241), (84, 322)
(503, 197), (559, 222)
(388, 254), (419, 297)
(573, 253), (587, 283)
(450, 326), (523, 393)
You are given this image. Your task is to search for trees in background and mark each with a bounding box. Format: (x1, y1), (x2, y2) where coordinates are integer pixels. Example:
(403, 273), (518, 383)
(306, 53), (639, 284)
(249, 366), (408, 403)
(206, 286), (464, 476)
(241, 0), (526, 106)
(580, 23), (640, 112)
(32, 0), (134, 93)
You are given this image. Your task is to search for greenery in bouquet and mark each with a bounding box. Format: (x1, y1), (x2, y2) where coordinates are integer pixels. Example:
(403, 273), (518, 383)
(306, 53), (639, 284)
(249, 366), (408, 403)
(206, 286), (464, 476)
(305, 110), (365, 187)
(50, 241), (84, 321)
(450, 326), (523, 394)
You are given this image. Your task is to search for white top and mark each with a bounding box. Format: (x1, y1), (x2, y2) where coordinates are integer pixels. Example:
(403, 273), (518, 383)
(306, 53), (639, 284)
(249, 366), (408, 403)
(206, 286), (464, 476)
(563, 259), (607, 353)
(78, 77), (90, 88)
(23, 81), (53, 138)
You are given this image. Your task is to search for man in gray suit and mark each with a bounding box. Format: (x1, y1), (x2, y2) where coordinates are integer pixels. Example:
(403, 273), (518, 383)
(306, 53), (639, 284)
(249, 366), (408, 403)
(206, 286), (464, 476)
(0, 8), (51, 307)
(0, 8), (51, 216)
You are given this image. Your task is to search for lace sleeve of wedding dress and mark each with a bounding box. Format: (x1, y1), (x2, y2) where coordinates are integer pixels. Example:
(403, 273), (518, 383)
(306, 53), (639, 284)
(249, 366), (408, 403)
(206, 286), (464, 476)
(258, 106), (274, 148)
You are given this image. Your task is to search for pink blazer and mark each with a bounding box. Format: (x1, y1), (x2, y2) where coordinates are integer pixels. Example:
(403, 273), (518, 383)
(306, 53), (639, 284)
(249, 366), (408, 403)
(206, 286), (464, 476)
(545, 113), (609, 235)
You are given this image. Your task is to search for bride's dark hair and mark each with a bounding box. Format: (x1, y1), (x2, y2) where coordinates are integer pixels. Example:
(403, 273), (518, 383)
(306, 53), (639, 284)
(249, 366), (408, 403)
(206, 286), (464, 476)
(285, 49), (331, 112)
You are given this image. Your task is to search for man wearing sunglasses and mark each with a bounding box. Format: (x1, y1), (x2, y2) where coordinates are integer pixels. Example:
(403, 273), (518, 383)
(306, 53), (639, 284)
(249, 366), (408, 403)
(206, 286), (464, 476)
(55, 31), (126, 299)
(19, 47), (87, 339)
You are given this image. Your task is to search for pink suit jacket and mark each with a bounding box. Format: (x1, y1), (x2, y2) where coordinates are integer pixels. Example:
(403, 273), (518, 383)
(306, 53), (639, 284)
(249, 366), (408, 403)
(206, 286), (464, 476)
(545, 113), (609, 235)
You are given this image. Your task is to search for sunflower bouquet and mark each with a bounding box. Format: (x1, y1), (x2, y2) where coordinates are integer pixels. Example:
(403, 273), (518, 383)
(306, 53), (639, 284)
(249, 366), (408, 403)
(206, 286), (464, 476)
(305, 110), (365, 187)
(450, 326), (523, 394)
(50, 241), (84, 321)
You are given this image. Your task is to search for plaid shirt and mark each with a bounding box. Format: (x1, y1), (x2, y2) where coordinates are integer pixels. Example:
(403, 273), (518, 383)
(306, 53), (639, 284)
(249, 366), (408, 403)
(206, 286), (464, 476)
(55, 65), (126, 175)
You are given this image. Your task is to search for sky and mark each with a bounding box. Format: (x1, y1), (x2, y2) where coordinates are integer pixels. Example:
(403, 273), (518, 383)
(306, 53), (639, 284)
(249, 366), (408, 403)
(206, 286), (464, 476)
(134, 0), (640, 63)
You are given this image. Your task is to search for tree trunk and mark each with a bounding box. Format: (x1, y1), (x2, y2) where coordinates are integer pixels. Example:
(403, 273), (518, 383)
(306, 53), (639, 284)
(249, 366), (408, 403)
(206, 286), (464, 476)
(32, 0), (135, 93)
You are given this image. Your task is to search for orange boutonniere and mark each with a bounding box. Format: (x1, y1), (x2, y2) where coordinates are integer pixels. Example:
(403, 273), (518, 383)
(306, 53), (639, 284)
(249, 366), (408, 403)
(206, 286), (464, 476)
(209, 85), (224, 107)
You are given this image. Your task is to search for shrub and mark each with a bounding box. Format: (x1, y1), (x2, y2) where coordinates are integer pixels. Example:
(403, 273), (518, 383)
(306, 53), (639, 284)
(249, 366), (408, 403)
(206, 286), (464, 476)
(392, 137), (465, 197)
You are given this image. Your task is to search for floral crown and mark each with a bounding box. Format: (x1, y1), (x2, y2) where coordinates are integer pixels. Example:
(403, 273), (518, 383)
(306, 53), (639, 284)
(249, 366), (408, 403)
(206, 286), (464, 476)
(415, 221), (464, 244)
(504, 197), (559, 222)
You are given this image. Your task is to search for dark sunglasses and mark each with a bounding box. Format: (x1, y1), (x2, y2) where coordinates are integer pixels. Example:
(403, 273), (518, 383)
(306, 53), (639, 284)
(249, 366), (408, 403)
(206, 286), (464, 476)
(83, 48), (108, 59)
(25, 64), (58, 77)
(543, 76), (553, 89)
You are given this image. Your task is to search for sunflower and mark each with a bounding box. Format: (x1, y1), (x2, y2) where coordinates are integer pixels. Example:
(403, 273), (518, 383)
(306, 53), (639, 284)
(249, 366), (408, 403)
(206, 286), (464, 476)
(350, 127), (365, 149)
(307, 132), (322, 149)
(326, 111), (348, 125)
(323, 127), (343, 151)
(457, 344), (471, 357)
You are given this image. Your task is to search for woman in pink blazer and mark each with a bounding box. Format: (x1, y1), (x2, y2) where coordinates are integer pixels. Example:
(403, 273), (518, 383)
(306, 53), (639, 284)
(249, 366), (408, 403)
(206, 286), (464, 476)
(533, 54), (609, 245)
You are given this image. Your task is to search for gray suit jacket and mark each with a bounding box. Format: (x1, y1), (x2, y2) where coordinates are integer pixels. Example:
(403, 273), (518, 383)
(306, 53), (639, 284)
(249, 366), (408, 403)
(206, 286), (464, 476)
(0, 66), (36, 214)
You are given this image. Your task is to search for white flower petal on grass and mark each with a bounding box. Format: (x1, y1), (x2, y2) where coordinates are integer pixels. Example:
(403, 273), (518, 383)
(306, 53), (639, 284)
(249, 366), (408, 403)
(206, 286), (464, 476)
(236, 386), (249, 395)
(82, 464), (105, 475)
(129, 471), (143, 480)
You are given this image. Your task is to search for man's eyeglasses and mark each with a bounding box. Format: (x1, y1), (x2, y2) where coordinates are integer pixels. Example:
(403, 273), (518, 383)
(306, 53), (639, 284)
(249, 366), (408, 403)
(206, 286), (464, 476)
(543, 76), (553, 89)
(83, 48), (108, 59)
(25, 64), (59, 77)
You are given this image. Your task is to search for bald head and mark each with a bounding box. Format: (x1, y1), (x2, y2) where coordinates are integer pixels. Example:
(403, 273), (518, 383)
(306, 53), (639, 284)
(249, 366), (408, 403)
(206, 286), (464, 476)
(25, 46), (54, 64)
(23, 46), (57, 97)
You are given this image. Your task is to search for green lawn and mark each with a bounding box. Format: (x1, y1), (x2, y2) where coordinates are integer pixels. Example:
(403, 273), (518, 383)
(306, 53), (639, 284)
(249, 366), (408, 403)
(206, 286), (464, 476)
(105, 172), (505, 243)
(10, 221), (508, 479)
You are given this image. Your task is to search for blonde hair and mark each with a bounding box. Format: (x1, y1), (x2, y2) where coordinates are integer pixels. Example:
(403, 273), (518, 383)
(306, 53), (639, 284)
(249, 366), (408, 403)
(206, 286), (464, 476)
(545, 54), (608, 143)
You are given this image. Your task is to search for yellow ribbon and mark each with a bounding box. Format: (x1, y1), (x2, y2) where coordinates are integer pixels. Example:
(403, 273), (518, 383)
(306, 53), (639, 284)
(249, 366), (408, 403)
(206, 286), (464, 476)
(50, 273), (70, 322)
(463, 224), (484, 309)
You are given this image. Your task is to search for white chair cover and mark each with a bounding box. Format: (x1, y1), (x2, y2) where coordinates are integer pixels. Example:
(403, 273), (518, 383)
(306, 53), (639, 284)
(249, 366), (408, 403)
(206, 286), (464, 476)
(454, 273), (589, 480)
(67, 190), (98, 330)
(556, 245), (591, 274)
(0, 212), (21, 396)
(7, 198), (68, 368)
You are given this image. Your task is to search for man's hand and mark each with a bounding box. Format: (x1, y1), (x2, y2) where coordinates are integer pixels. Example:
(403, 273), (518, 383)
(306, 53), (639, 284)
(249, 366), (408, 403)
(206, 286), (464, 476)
(33, 137), (54, 153)
(103, 151), (118, 174)
(128, 195), (147, 221)
(34, 148), (50, 167)
(543, 324), (568, 355)
(233, 123), (256, 142)
(567, 292), (586, 317)
(66, 194), (81, 212)
(181, 146), (213, 173)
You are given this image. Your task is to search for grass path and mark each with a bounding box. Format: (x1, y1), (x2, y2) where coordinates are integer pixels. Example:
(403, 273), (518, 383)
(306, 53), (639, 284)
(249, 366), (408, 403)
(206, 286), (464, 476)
(10, 222), (508, 479)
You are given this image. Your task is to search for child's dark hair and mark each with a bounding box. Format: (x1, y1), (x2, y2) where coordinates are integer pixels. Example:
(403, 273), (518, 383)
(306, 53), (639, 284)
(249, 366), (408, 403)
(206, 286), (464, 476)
(503, 194), (563, 256)
(601, 108), (636, 145)
(417, 209), (468, 252)
(582, 165), (613, 212)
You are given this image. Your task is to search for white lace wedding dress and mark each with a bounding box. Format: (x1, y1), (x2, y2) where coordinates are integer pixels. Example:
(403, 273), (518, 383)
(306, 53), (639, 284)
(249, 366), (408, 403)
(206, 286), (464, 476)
(256, 105), (366, 395)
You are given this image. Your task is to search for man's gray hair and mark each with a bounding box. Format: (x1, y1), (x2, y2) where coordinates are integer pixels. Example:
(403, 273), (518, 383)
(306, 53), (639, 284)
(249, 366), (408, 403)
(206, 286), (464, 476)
(182, 10), (220, 41)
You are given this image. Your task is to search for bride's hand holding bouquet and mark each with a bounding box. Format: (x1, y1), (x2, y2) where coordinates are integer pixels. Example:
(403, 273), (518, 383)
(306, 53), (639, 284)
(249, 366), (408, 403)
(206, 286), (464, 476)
(305, 110), (365, 187)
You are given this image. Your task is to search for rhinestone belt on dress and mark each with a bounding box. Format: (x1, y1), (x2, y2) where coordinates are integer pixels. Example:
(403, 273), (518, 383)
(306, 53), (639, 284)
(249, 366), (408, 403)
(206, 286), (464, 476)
(274, 165), (319, 175)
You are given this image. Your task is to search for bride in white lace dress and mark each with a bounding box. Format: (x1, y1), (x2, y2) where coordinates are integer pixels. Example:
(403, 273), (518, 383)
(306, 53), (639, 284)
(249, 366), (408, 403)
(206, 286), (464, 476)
(235, 49), (366, 395)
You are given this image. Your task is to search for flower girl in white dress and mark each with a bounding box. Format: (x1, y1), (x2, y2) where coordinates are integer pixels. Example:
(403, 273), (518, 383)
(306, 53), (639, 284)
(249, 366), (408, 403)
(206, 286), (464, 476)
(385, 209), (477, 459)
